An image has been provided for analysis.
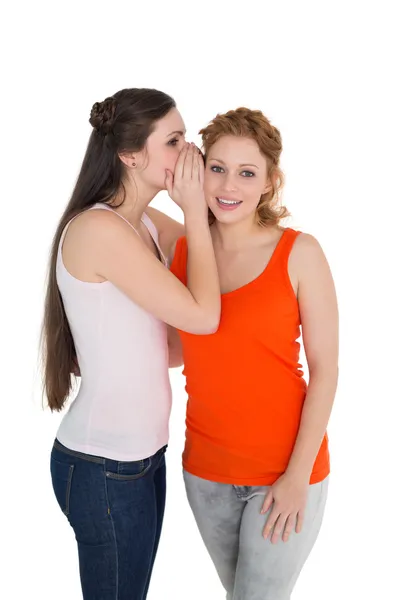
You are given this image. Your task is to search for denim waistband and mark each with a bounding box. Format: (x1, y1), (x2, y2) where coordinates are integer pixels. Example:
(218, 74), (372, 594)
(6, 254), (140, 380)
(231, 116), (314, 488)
(53, 438), (167, 465)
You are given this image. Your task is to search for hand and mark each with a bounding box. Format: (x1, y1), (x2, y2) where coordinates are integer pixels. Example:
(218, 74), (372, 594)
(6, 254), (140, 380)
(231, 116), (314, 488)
(261, 472), (309, 543)
(165, 143), (206, 218)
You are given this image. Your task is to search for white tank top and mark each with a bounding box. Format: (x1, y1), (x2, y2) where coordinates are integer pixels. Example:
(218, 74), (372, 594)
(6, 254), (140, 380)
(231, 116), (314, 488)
(56, 203), (172, 461)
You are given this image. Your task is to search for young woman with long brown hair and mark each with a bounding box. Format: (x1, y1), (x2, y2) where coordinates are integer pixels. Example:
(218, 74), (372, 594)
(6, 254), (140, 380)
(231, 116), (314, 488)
(42, 87), (220, 600)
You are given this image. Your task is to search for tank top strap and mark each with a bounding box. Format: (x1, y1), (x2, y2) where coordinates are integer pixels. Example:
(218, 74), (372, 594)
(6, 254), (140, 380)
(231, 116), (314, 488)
(90, 204), (168, 265)
(141, 212), (168, 266)
(267, 227), (301, 273)
(59, 213), (79, 249)
(57, 203), (141, 263)
(89, 203), (141, 236)
(141, 212), (158, 240)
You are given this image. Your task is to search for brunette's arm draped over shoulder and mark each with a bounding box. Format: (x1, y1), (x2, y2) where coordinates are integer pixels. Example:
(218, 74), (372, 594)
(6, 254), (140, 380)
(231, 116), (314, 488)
(90, 146), (220, 334)
(42, 108), (220, 412)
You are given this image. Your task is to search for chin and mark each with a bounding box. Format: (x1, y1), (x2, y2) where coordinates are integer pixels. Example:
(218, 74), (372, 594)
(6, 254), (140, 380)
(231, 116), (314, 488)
(210, 210), (244, 225)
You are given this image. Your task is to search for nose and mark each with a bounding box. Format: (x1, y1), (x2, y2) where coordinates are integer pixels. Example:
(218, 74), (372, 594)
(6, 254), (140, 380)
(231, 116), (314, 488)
(178, 137), (186, 152)
(221, 172), (238, 192)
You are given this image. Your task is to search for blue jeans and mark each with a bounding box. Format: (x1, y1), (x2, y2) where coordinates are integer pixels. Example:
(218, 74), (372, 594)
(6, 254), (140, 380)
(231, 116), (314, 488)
(50, 439), (167, 600)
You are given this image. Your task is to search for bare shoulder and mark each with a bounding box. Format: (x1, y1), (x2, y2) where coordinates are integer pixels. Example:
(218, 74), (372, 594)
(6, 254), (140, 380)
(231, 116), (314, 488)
(289, 232), (334, 290)
(292, 232), (323, 252)
(66, 208), (135, 247)
(290, 232), (327, 265)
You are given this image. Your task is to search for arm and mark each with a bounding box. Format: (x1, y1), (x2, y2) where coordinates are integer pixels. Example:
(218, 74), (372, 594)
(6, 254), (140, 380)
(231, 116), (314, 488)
(261, 233), (338, 543)
(83, 145), (220, 334)
(285, 233), (339, 480)
(86, 209), (219, 334)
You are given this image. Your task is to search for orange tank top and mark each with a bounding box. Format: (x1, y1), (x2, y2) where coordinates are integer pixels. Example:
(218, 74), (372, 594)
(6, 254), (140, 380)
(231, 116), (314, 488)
(170, 228), (330, 485)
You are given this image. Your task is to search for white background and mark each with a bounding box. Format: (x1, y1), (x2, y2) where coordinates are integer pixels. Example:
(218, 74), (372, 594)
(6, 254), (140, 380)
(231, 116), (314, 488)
(1, 1), (399, 598)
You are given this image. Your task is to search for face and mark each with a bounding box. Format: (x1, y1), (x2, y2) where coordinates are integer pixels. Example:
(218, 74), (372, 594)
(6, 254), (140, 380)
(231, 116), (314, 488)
(204, 136), (271, 224)
(136, 108), (186, 191)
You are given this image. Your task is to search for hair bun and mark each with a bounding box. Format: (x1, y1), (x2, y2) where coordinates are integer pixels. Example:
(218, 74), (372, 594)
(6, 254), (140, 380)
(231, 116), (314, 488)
(89, 96), (117, 135)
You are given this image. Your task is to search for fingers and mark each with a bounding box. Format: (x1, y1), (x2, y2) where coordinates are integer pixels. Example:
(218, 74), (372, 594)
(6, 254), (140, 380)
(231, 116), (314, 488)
(262, 506), (279, 540)
(282, 513), (296, 543)
(175, 143), (190, 180)
(189, 143), (196, 177)
(270, 513), (288, 544)
(192, 145), (200, 180)
(182, 143), (194, 179)
(198, 151), (204, 185)
(165, 169), (173, 197)
(261, 490), (273, 515)
(296, 509), (305, 534)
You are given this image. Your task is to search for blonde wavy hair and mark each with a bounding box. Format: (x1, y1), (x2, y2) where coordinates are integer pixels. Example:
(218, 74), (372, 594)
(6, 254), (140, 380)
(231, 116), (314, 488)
(200, 107), (290, 226)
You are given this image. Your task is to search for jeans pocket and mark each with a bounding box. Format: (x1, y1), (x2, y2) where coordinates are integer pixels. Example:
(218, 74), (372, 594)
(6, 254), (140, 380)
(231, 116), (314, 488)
(105, 457), (152, 481)
(51, 457), (74, 516)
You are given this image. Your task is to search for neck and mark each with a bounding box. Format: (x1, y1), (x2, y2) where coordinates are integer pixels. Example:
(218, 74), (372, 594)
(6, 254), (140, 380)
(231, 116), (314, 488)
(111, 176), (158, 228)
(212, 214), (262, 251)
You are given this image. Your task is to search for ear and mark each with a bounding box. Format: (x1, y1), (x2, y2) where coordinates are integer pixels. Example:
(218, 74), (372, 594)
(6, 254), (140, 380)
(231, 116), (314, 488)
(118, 151), (137, 169)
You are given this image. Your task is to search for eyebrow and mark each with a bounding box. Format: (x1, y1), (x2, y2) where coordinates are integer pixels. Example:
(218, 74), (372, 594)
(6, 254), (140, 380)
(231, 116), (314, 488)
(167, 129), (186, 137)
(208, 158), (259, 169)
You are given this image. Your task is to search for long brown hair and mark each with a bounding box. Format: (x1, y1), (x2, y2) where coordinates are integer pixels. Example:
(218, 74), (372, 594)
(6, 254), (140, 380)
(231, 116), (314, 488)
(41, 88), (176, 411)
(199, 107), (289, 227)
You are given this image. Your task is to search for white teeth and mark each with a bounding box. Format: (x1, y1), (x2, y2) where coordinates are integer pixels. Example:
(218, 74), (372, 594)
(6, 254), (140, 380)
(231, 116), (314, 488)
(217, 198), (241, 205)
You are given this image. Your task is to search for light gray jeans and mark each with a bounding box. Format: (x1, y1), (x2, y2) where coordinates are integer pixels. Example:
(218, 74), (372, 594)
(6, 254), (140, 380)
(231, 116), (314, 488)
(184, 470), (329, 600)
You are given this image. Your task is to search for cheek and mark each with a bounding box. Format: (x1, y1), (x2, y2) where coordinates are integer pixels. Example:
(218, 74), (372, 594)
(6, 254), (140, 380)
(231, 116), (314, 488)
(244, 179), (265, 201)
(151, 149), (178, 174)
(204, 172), (218, 196)
(168, 148), (182, 172)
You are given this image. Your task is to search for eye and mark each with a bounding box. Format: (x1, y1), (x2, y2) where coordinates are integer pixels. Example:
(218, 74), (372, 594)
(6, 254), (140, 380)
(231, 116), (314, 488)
(210, 165), (224, 173)
(167, 137), (179, 146)
(241, 170), (255, 177)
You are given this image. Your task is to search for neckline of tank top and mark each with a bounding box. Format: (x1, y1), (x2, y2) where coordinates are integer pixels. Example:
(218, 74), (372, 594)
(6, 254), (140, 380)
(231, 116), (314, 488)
(219, 227), (295, 299)
(91, 203), (168, 266)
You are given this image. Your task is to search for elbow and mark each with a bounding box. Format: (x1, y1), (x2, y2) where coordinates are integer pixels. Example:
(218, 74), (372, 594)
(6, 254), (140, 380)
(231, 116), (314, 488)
(206, 320), (220, 335)
(198, 325), (218, 335)
(188, 316), (220, 336)
(308, 363), (339, 383)
(198, 313), (220, 335)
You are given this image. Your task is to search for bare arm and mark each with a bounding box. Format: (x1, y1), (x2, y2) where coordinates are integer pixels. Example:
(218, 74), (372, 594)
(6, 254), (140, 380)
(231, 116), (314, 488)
(64, 144), (220, 336)
(286, 233), (339, 480)
(84, 209), (218, 334)
(165, 143), (221, 334)
(260, 233), (338, 542)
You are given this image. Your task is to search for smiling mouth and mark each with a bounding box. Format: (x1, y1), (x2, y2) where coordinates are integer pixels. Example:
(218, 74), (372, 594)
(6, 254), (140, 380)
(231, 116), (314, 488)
(216, 197), (243, 207)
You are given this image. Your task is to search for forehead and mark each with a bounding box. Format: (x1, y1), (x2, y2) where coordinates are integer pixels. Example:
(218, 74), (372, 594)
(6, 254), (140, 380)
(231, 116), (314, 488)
(209, 135), (265, 165)
(151, 108), (185, 137)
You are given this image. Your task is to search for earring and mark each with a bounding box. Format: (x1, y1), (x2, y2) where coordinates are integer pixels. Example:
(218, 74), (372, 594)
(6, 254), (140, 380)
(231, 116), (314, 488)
(132, 162), (136, 167)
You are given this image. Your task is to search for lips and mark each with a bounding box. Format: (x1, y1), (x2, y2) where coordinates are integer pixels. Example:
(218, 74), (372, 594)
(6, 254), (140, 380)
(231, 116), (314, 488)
(216, 197), (243, 211)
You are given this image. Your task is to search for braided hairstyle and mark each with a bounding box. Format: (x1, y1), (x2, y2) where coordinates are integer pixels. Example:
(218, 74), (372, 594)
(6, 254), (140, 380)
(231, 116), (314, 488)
(89, 96), (118, 136)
